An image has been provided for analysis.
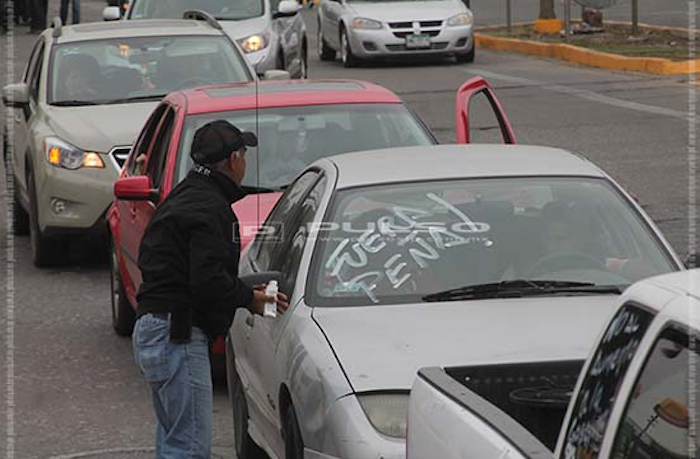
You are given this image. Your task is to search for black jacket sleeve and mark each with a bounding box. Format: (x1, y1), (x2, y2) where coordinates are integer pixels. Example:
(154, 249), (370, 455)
(188, 220), (254, 314)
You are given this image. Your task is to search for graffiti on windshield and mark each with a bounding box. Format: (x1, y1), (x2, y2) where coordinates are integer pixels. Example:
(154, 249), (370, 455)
(323, 193), (491, 303)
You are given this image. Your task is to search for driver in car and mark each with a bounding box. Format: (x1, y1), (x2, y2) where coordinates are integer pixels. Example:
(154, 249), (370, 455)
(535, 201), (654, 279)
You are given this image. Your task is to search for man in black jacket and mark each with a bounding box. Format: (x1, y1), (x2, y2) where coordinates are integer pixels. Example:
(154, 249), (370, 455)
(133, 120), (288, 458)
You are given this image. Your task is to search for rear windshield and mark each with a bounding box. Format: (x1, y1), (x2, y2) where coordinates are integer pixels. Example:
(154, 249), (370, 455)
(130, 0), (264, 20)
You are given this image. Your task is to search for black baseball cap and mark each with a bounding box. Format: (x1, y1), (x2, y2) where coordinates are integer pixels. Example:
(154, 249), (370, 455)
(190, 120), (258, 165)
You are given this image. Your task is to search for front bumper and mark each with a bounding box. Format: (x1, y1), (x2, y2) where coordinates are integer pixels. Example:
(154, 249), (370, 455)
(348, 24), (473, 58)
(36, 155), (118, 236)
(311, 394), (405, 459)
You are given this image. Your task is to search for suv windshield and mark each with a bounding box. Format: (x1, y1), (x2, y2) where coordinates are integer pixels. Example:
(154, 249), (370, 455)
(130, 0), (264, 20)
(175, 103), (435, 189)
(49, 36), (252, 105)
(307, 177), (677, 306)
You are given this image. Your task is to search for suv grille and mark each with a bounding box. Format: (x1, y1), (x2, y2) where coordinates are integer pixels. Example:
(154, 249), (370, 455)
(110, 146), (132, 170)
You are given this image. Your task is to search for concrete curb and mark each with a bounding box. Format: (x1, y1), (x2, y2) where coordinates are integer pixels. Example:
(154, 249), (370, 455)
(475, 24), (700, 76)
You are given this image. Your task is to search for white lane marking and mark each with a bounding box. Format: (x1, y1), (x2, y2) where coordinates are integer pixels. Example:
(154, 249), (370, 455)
(463, 68), (689, 119)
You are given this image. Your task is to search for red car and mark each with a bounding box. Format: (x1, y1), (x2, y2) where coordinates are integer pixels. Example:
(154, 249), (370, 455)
(108, 77), (515, 348)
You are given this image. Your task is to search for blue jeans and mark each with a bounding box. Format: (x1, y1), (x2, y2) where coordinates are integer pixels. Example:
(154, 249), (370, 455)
(59, 0), (80, 24)
(133, 314), (213, 459)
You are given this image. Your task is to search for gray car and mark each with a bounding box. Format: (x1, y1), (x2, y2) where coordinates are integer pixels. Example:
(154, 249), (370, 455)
(2, 17), (255, 266)
(116, 0), (309, 78)
(226, 145), (682, 459)
(317, 0), (475, 67)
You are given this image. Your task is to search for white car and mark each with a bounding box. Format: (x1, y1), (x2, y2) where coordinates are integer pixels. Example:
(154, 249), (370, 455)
(114, 0), (308, 78)
(408, 268), (699, 459)
(226, 142), (682, 459)
(317, 0), (475, 67)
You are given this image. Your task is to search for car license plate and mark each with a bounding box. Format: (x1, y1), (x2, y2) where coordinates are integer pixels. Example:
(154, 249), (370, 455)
(406, 34), (431, 49)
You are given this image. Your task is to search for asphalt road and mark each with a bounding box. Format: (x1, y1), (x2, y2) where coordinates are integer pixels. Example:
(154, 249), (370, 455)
(0, 1), (697, 458)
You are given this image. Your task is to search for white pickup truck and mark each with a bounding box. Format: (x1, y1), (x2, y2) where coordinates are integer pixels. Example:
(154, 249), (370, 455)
(408, 269), (699, 459)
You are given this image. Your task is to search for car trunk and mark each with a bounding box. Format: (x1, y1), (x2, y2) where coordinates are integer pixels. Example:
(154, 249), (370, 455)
(444, 360), (583, 450)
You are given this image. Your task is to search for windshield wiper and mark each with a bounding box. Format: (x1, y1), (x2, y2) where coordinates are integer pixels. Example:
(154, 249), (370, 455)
(422, 280), (622, 302)
(51, 100), (100, 106)
(103, 94), (167, 105)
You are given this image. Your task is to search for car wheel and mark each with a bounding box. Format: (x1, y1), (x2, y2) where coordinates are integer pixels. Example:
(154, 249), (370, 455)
(456, 43), (475, 63)
(340, 27), (357, 68)
(299, 44), (308, 79)
(227, 342), (267, 459)
(284, 404), (304, 459)
(110, 241), (135, 336)
(11, 177), (30, 235)
(317, 22), (336, 61)
(27, 166), (63, 267)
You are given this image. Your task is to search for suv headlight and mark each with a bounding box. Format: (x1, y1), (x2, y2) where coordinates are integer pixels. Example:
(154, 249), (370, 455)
(351, 17), (382, 30)
(238, 32), (271, 53)
(447, 11), (474, 26)
(357, 392), (408, 438)
(44, 137), (104, 170)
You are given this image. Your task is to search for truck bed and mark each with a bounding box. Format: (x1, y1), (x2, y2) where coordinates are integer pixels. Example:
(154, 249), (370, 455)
(444, 360), (583, 449)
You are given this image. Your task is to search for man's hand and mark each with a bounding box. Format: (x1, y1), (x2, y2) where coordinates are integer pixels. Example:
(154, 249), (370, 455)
(249, 285), (290, 316)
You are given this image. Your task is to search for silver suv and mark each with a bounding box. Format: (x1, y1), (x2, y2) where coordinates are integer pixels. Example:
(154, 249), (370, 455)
(116, 0), (308, 78)
(2, 16), (255, 266)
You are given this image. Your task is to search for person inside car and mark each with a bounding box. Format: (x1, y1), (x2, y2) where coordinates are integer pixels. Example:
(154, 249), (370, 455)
(59, 54), (102, 101)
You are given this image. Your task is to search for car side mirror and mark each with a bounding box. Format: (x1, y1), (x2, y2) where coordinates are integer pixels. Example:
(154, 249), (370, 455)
(274, 0), (301, 18)
(2, 83), (29, 108)
(240, 271), (283, 289)
(102, 6), (121, 21)
(686, 253), (698, 269)
(263, 69), (291, 81)
(114, 176), (157, 201)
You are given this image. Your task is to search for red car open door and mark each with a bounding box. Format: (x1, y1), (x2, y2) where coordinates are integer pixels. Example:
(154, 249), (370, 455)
(456, 76), (516, 144)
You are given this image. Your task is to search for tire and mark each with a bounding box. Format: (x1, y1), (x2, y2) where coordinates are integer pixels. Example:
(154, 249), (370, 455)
(227, 344), (267, 459)
(298, 44), (308, 79)
(27, 166), (63, 267)
(340, 27), (357, 68)
(284, 405), (304, 459)
(11, 180), (29, 236)
(456, 43), (475, 63)
(110, 242), (136, 336)
(317, 21), (336, 61)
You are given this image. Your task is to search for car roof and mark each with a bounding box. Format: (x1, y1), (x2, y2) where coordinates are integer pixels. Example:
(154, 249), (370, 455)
(622, 269), (700, 331)
(48, 19), (224, 43)
(177, 80), (404, 115)
(322, 144), (607, 189)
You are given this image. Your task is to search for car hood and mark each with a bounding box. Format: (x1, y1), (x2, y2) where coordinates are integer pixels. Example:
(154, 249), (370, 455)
(346, 0), (465, 22)
(312, 295), (617, 392)
(45, 102), (158, 153)
(220, 16), (270, 41)
(231, 191), (283, 248)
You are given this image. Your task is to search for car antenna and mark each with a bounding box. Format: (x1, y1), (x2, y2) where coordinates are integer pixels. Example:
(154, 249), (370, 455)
(255, 68), (260, 226)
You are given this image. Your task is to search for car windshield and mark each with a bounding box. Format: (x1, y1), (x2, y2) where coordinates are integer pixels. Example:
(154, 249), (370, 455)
(49, 36), (252, 105)
(130, 0), (264, 20)
(175, 103), (434, 189)
(307, 177), (678, 307)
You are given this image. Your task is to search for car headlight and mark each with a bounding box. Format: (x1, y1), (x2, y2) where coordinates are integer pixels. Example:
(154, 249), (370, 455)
(351, 17), (382, 30)
(447, 11), (474, 27)
(357, 392), (408, 438)
(237, 32), (270, 53)
(44, 137), (104, 170)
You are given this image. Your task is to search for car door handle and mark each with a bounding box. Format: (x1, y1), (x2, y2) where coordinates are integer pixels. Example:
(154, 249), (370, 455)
(245, 315), (254, 327)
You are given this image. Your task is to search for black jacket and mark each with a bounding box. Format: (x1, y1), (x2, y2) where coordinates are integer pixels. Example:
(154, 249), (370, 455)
(136, 165), (254, 340)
